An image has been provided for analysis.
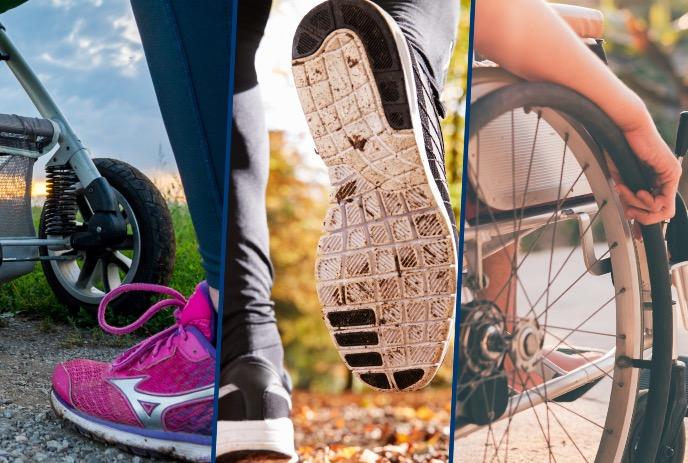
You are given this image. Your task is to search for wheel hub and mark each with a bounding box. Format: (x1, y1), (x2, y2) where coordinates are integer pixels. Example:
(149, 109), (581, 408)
(460, 300), (507, 377)
(461, 301), (544, 374)
(511, 318), (544, 372)
(458, 300), (510, 425)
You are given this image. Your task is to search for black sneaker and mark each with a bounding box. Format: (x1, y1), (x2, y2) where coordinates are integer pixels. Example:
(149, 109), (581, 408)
(292, 0), (458, 391)
(215, 356), (296, 462)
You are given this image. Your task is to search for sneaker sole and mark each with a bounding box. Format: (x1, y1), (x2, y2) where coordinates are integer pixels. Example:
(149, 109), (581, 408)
(50, 391), (211, 462)
(292, 0), (458, 391)
(215, 418), (297, 462)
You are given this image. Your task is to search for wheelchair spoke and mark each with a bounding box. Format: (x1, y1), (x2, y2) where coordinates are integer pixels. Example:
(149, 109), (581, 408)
(458, 98), (644, 462)
(467, 156), (591, 320)
(543, 326), (616, 338)
(534, 247), (613, 320)
(549, 401), (605, 430)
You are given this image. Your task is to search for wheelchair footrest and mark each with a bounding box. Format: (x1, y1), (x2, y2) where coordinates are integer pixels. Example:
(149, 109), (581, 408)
(0, 114), (57, 155)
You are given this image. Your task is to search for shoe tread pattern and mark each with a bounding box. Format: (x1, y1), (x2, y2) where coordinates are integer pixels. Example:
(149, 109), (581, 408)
(292, 0), (457, 391)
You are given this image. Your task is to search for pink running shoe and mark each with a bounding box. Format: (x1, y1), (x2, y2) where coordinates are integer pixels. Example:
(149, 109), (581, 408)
(51, 282), (216, 462)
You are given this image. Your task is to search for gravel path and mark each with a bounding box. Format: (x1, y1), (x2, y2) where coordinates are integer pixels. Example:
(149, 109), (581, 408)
(0, 313), (164, 463)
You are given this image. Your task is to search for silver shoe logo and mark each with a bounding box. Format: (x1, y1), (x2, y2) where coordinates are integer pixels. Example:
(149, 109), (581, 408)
(109, 377), (214, 429)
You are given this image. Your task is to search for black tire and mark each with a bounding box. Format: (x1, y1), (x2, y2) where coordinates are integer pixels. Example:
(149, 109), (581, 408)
(40, 158), (175, 313)
(465, 81), (673, 461)
(623, 391), (686, 462)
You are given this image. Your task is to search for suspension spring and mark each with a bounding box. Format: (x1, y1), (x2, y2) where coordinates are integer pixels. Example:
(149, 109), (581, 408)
(44, 165), (79, 236)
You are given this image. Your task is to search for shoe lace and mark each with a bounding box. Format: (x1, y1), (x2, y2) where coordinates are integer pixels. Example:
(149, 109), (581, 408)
(97, 283), (189, 370)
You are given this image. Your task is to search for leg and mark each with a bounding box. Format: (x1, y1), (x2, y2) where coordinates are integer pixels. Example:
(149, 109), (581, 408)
(221, 0), (285, 373)
(130, 0), (232, 291)
(480, 243), (517, 324)
(216, 6), (296, 459)
(53, 2), (228, 447)
(374, 0), (459, 93)
(481, 242), (601, 386)
(375, 0), (461, 242)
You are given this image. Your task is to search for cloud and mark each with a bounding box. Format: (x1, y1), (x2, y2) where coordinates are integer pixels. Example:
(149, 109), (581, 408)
(47, 0), (103, 10)
(36, 6), (144, 77)
(30, 90), (174, 179)
(0, 0), (171, 181)
(113, 12), (141, 44)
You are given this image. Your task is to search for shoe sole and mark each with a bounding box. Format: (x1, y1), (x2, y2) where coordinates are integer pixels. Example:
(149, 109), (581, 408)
(215, 418), (297, 462)
(50, 391), (211, 462)
(292, 0), (457, 391)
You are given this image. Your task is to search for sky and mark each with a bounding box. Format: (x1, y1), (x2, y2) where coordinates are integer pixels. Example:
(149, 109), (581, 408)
(1, 0), (171, 180)
(0, 0), (460, 188)
(0, 0), (321, 185)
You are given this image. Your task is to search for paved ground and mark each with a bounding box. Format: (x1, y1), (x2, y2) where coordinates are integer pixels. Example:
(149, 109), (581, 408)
(0, 313), (161, 463)
(454, 247), (688, 462)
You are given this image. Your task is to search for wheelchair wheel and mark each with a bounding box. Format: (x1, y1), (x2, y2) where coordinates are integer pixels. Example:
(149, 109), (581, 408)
(455, 78), (673, 462)
(39, 158), (175, 312)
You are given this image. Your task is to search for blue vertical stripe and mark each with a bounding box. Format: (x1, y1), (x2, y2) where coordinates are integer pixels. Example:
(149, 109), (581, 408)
(448, 0), (476, 461)
(211, 1), (239, 461)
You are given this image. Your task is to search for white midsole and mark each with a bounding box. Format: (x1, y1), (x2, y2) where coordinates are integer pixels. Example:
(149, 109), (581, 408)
(371, 0), (459, 379)
(215, 418), (297, 461)
(368, 0), (460, 270)
(352, 1), (460, 378)
(50, 392), (211, 462)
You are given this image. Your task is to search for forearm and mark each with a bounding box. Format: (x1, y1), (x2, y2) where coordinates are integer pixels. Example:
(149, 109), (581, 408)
(474, 0), (652, 132)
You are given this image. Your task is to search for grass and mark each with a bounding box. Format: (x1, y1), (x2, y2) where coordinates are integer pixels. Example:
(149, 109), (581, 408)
(0, 204), (203, 335)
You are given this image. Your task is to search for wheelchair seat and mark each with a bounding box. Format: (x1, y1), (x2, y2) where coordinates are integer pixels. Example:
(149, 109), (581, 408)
(551, 3), (604, 40)
(0, 0), (30, 15)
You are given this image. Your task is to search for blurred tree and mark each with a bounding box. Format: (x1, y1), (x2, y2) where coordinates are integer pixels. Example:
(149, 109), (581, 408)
(594, 0), (688, 145)
(443, 0), (471, 223)
(266, 131), (350, 391)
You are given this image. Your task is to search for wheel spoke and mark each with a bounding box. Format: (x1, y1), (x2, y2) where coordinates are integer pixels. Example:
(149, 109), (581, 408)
(458, 100), (643, 462)
(525, 372), (599, 460)
(110, 251), (132, 273)
(534, 246), (613, 321)
(103, 261), (123, 293)
(75, 255), (100, 289)
(468, 159), (590, 317)
(549, 401), (605, 430)
(543, 325), (616, 338)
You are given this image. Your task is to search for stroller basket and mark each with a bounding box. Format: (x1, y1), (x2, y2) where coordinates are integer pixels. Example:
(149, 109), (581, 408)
(0, 154), (37, 281)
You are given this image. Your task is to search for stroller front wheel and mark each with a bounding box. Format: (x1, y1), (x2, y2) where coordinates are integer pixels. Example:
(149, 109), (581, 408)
(39, 158), (175, 313)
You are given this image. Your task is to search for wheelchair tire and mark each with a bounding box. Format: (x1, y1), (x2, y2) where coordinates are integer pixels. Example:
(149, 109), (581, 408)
(457, 80), (673, 462)
(623, 391), (686, 463)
